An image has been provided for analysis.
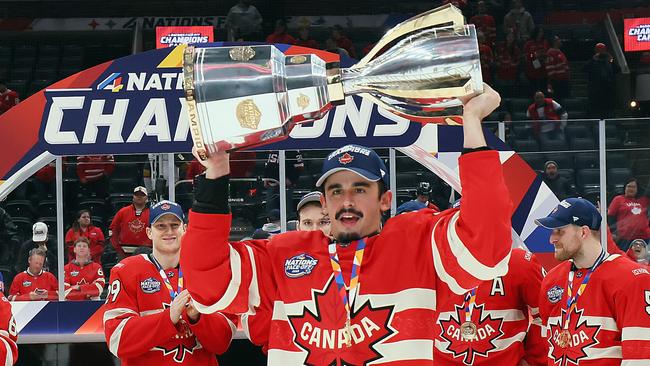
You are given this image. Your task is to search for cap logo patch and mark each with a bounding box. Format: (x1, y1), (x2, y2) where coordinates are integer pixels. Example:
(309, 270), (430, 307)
(339, 153), (354, 165)
(573, 216), (579, 222)
(161, 203), (171, 210)
(559, 200), (571, 208)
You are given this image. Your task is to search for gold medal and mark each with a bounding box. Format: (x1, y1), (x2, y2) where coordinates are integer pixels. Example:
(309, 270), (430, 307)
(460, 321), (478, 341)
(557, 329), (571, 348)
(344, 319), (352, 347)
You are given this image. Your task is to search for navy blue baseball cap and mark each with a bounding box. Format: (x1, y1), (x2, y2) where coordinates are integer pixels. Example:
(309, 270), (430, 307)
(149, 200), (185, 225)
(535, 198), (601, 230)
(316, 144), (389, 188)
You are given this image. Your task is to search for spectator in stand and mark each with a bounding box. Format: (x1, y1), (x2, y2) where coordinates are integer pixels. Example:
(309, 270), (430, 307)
(76, 155), (115, 198)
(186, 151), (256, 180)
(16, 222), (58, 276)
(295, 27), (319, 49)
(266, 19), (296, 45)
(523, 27), (549, 94)
(109, 186), (152, 259)
(541, 160), (576, 201)
(545, 35), (570, 103)
(495, 30), (521, 97)
(470, 1), (496, 46)
(0, 81), (19, 115)
(526, 90), (567, 142)
(503, 0), (534, 42)
(626, 238), (649, 267)
(477, 31), (494, 84)
(0, 207), (20, 271)
(63, 237), (105, 301)
(608, 178), (650, 251)
(263, 151), (305, 215)
(64, 209), (105, 264)
(396, 182), (441, 215)
(324, 38), (349, 57)
(584, 42), (620, 118)
(9, 248), (58, 301)
(225, 0), (263, 41)
(331, 25), (356, 58)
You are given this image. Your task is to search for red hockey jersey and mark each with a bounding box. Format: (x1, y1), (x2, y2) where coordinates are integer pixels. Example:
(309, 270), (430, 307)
(435, 248), (547, 366)
(0, 296), (17, 365)
(8, 270), (58, 301)
(539, 254), (650, 365)
(109, 205), (152, 256)
(182, 150), (513, 365)
(103, 254), (235, 366)
(64, 261), (105, 300)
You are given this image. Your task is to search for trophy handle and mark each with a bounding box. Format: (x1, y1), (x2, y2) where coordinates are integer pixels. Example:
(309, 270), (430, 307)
(355, 4), (465, 69)
(183, 45), (210, 160)
(360, 93), (464, 125)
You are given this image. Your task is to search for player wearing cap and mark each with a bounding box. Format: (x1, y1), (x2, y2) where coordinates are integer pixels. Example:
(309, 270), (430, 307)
(181, 85), (512, 364)
(103, 200), (235, 366)
(536, 198), (650, 365)
(109, 186), (152, 259)
(296, 191), (331, 235)
(63, 237), (105, 300)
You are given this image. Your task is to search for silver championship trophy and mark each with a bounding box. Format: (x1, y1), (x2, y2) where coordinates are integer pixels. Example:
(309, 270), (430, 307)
(183, 4), (482, 159)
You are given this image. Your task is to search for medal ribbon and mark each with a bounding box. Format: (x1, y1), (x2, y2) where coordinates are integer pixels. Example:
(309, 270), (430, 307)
(328, 239), (366, 331)
(562, 250), (607, 330)
(462, 287), (478, 323)
(149, 254), (183, 300)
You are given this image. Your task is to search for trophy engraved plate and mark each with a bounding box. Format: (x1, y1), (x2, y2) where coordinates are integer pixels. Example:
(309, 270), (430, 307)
(183, 4), (483, 157)
(290, 55), (307, 64)
(229, 46), (256, 61)
(236, 99), (262, 129)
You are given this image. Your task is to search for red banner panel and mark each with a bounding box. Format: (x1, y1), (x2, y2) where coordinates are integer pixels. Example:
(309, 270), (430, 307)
(624, 18), (650, 52)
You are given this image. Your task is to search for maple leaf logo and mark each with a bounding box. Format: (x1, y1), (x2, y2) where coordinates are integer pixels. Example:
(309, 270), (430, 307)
(438, 303), (505, 365)
(548, 307), (601, 366)
(338, 153), (354, 165)
(287, 278), (394, 366)
(152, 302), (200, 363)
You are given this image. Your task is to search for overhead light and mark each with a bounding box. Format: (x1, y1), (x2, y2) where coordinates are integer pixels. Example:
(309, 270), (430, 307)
(630, 100), (638, 109)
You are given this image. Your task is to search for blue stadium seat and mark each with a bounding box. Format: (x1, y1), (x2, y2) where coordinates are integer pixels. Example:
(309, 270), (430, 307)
(574, 153), (599, 169)
(514, 138), (540, 152)
(576, 168), (600, 195)
(78, 199), (109, 220)
(3, 200), (34, 220)
(37, 200), (57, 218)
(607, 168), (632, 194)
(520, 153), (545, 171)
(605, 151), (628, 169)
(540, 138), (569, 152)
(570, 137), (596, 151)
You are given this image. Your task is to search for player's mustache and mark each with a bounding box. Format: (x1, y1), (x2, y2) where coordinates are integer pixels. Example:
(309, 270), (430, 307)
(335, 208), (364, 220)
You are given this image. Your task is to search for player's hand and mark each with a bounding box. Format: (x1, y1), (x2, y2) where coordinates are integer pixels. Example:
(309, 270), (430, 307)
(169, 290), (191, 325)
(186, 298), (200, 324)
(192, 146), (230, 179)
(459, 83), (501, 123)
(29, 291), (40, 300)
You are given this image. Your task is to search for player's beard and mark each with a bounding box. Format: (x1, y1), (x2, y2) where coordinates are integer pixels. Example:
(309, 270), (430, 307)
(334, 208), (364, 244)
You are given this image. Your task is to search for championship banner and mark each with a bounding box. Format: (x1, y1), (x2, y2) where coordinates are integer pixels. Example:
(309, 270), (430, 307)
(624, 17), (650, 52)
(156, 26), (214, 49)
(0, 42), (557, 259)
(28, 16), (225, 31)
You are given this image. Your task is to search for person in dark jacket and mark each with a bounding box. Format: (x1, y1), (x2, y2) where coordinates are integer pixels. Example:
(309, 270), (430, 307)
(0, 207), (20, 268)
(541, 160), (576, 200)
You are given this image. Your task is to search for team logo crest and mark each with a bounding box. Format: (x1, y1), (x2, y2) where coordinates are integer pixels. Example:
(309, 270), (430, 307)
(71, 271), (80, 277)
(284, 253), (319, 278)
(548, 307), (601, 366)
(287, 277), (395, 365)
(140, 277), (161, 294)
(547, 285), (564, 304)
(161, 203), (171, 210)
(22, 281), (32, 287)
(338, 153), (354, 164)
(438, 303), (505, 365)
(129, 219), (145, 233)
